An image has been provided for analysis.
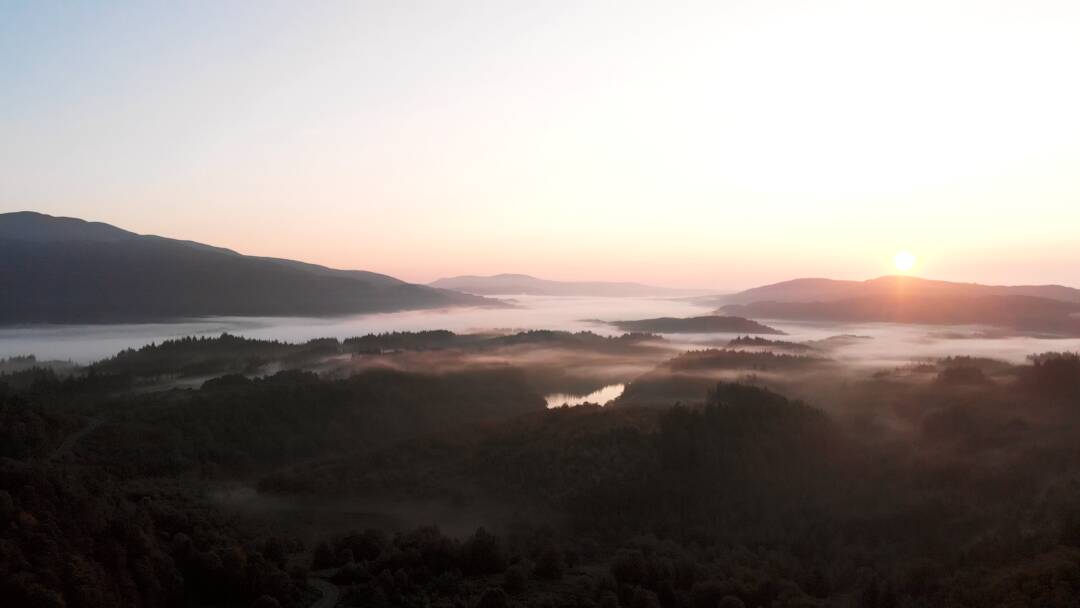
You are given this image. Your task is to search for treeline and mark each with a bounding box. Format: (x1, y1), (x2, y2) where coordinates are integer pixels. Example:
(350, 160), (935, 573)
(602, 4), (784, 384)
(726, 336), (815, 352)
(614, 349), (828, 408)
(304, 522), (832, 608)
(266, 370), (1080, 607)
(1022, 351), (1080, 399)
(0, 392), (69, 459)
(91, 334), (340, 378)
(5, 338), (1080, 607)
(0, 460), (308, 608)
(265, 385), (857, 607)
(0, 370), (125, 459)
(83, 367), (545, 477)
(88, 330), (666, 380)
(665, 349), (827, 372)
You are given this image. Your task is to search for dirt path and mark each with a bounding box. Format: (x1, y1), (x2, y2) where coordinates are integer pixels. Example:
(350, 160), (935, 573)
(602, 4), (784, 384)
(49, 416), (104, 462)
(307, 577), (340, 608)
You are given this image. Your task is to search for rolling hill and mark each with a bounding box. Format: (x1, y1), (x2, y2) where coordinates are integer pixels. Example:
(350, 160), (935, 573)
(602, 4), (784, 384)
(716, 275), (1080, 306)
(0, 212), (495, 323)
(672, 275), (1080, 335)
(721, 293), (1080, 330)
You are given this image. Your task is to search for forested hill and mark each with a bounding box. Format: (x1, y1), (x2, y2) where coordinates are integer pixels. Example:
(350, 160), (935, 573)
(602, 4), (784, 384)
(0, 212), (496, 323)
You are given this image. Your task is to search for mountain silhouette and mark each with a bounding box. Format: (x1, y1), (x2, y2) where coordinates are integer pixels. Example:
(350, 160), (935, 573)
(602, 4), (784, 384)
(717, 276), (1080, 335)
(716, 275), (1080, 306)
(0, 212), (495, 323)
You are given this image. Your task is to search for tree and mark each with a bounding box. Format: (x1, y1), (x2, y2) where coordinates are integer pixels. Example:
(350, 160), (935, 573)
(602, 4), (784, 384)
(312, 541), (336, 570)
(461, 528), (507, 575)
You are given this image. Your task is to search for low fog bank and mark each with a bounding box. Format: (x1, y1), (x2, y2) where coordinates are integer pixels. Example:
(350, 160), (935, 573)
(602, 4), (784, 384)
(733, 319), (1080, 366)
(0, 295), (703, 363)
(6, 295), (1080, 375)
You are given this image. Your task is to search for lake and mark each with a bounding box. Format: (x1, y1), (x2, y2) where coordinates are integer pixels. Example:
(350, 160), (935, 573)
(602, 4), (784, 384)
(545, 384), (626, 408)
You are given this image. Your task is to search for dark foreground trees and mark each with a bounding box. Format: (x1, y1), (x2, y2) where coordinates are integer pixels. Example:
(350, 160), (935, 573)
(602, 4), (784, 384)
(5, 342), (1080, 607)
(0, 460), (305, 608)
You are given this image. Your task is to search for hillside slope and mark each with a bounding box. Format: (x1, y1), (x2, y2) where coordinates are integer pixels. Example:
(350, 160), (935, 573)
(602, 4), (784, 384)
(0, 212), (494, 323)
(718, 275), (1080, 305)
(721, 293), (1080, 335)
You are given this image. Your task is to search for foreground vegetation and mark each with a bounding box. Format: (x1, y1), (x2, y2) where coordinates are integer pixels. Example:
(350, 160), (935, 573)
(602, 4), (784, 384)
(2, 334), (1080, 607)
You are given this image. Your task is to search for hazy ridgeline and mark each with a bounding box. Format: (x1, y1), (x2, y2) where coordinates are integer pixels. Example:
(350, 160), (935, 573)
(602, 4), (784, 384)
(3, 325), (1080, 608)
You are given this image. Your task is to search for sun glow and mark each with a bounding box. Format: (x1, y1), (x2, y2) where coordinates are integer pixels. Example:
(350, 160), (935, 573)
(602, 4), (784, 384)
(894, 251), (917, 273)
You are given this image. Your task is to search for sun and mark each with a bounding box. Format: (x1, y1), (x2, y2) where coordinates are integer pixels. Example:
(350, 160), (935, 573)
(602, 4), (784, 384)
(893, 250), (916, 273)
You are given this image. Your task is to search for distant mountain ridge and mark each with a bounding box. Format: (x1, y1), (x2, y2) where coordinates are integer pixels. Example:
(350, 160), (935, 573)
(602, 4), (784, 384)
(715, 276), (1080, 335)
(0, 212), (495, 324)
(431, 273), (710, 297)
(717, 275), (1080, 306)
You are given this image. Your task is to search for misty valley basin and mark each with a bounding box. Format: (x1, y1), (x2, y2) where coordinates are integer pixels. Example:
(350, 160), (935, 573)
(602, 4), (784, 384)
(4, 296), (1080, 366)
(0, 295), (702, 363)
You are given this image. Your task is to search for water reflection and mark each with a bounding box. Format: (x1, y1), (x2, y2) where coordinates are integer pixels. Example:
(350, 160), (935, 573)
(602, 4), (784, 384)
(545, 384), (625, 408)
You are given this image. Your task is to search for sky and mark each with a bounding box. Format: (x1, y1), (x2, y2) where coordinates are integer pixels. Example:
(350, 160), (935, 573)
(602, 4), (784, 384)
(3, 0), (1080, 290)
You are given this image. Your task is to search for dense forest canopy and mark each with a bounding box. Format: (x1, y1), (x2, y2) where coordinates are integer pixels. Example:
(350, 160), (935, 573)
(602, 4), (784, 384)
(3, 330), (1080, 607)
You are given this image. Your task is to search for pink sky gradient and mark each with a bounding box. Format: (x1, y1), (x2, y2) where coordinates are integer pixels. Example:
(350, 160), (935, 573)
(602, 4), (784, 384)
(4, 1), (1080, 289)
